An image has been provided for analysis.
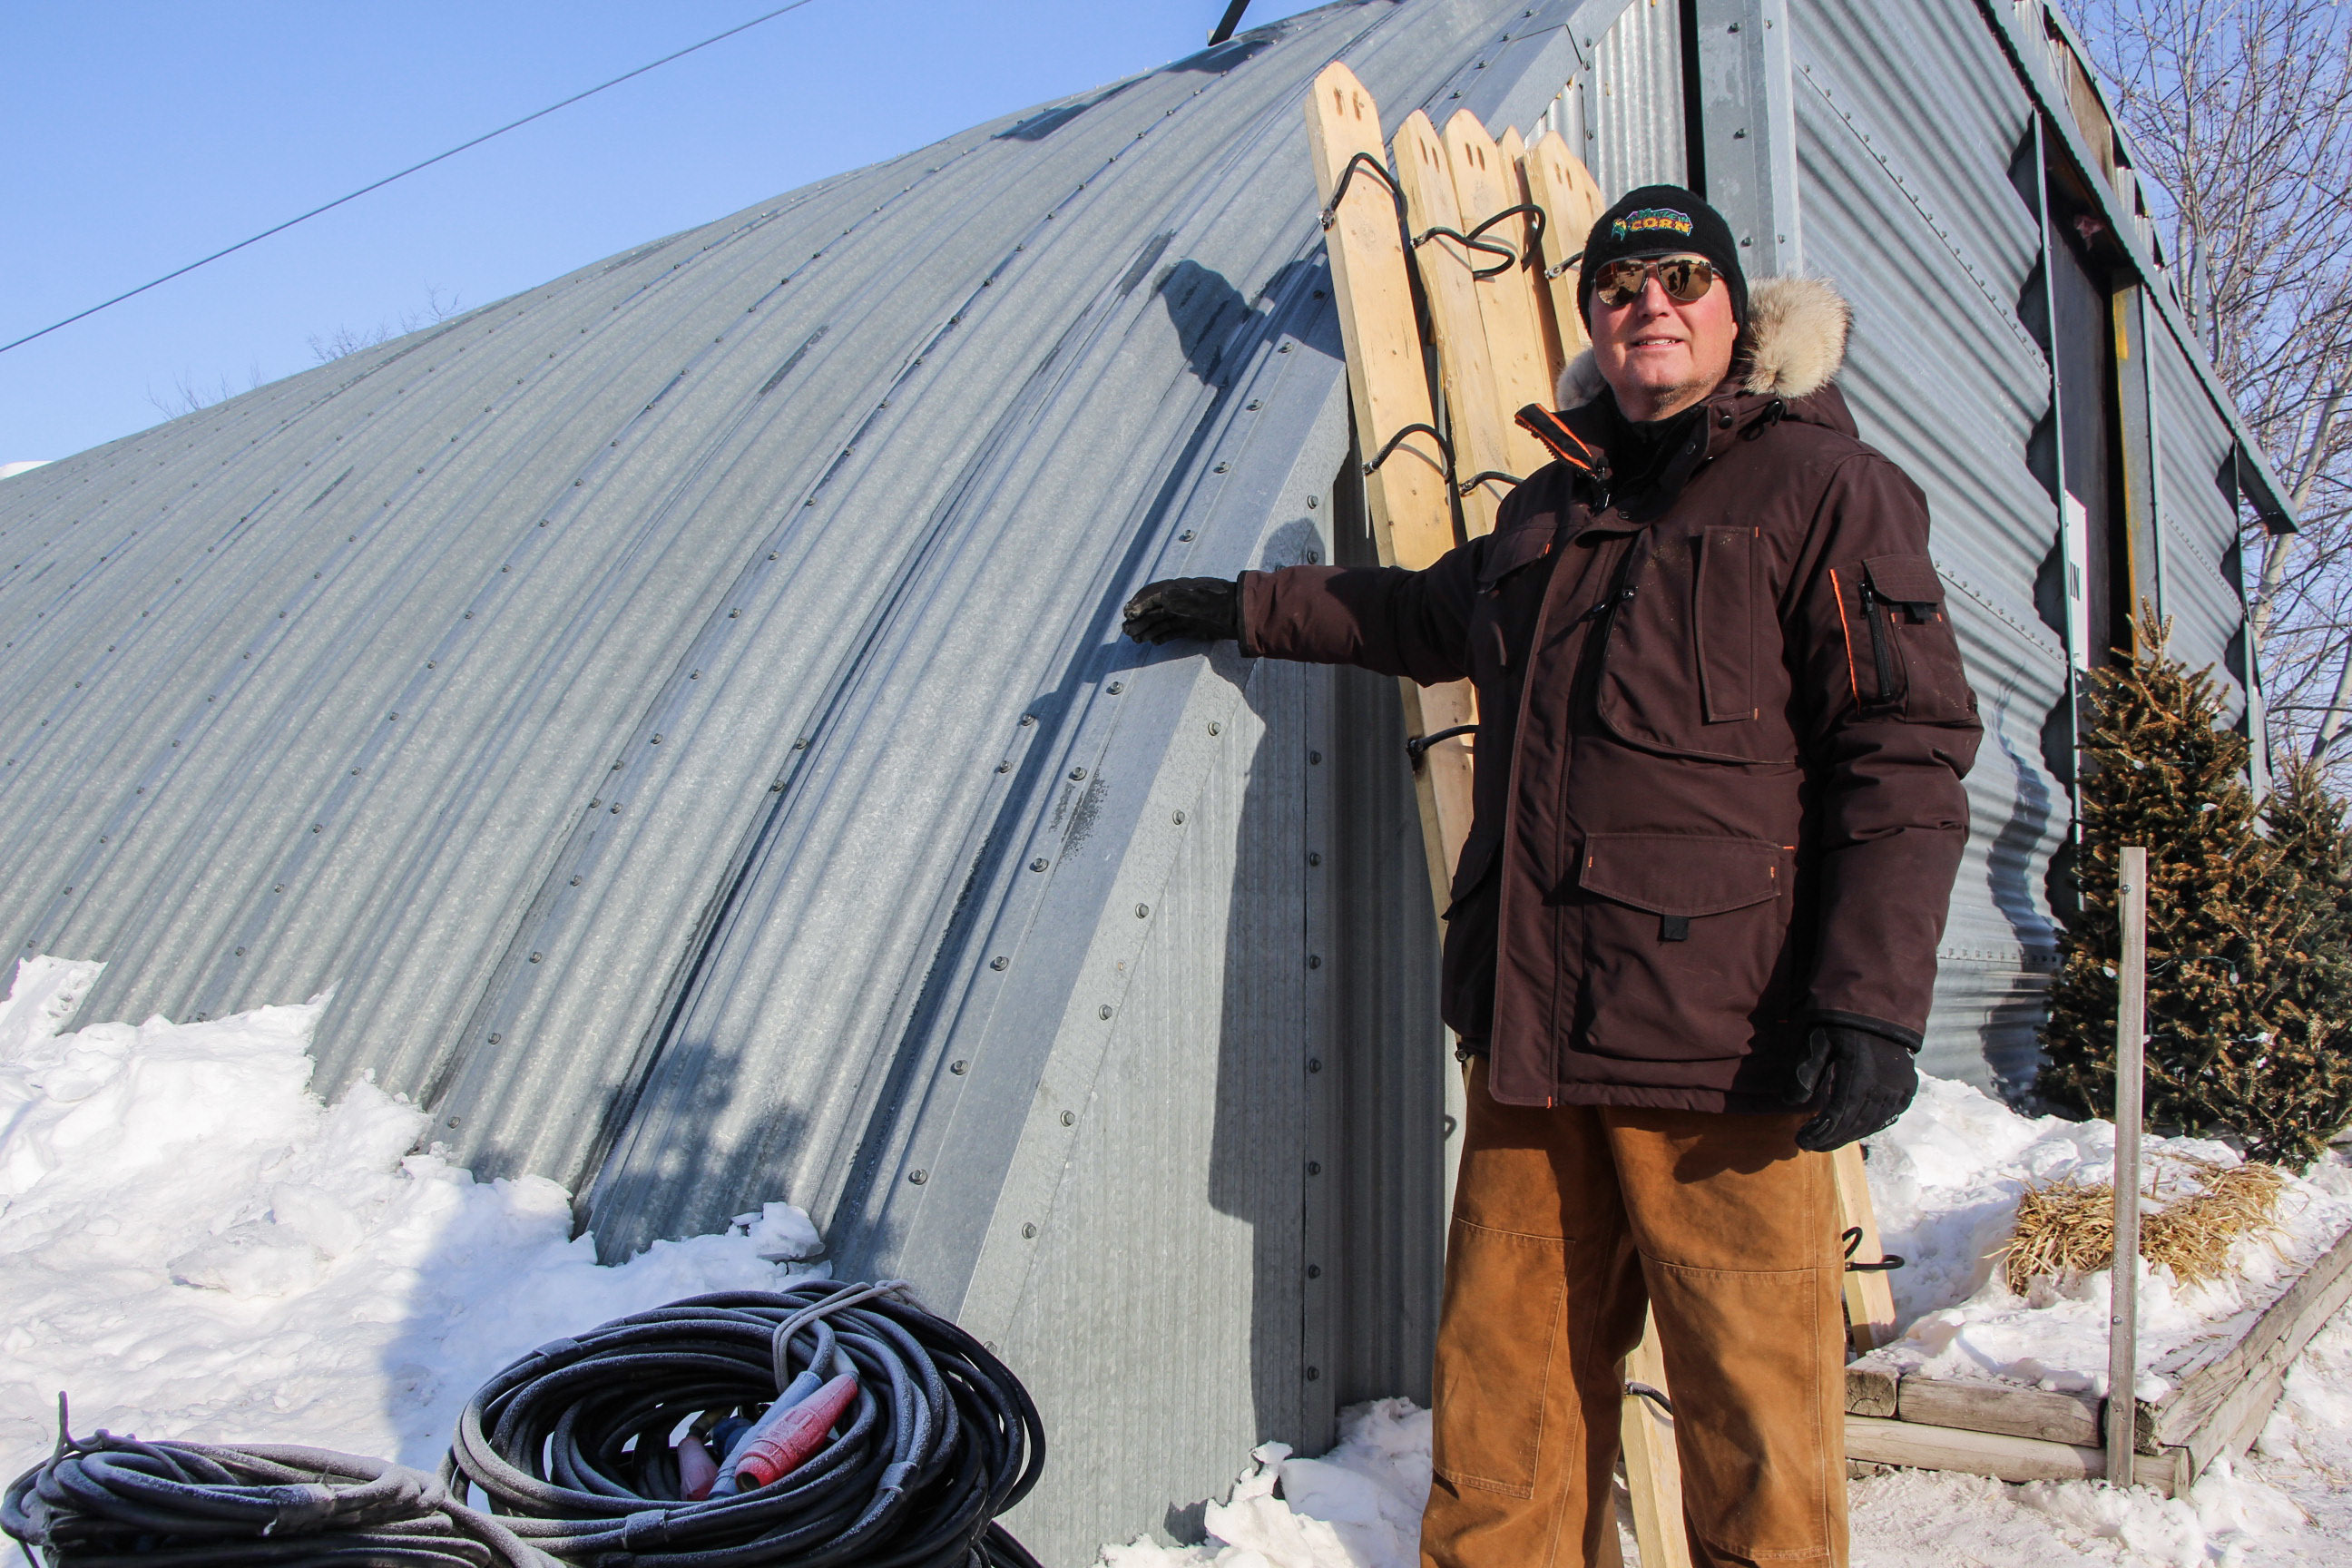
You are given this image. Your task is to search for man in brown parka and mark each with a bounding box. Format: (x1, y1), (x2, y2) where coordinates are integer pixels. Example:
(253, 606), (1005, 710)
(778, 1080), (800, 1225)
(1125, 186), (1980, 1568)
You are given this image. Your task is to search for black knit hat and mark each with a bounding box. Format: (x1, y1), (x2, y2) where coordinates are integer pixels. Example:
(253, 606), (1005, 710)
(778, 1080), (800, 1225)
(1576, 184), (1748, 329)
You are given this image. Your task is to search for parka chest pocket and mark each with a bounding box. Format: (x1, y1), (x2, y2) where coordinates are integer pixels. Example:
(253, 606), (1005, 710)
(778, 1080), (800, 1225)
(1847, 554), (1975, 723)
(1468, 523), (1556, 678)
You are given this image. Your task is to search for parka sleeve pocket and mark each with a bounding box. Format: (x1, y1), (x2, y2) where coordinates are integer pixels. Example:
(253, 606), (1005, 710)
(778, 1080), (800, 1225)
(1844, 554), (1975, 723)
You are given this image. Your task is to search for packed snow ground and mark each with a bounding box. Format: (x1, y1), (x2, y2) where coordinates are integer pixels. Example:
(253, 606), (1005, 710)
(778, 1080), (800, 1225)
(0, 957), (821, 1567)
(0, 957), (2346, 1566)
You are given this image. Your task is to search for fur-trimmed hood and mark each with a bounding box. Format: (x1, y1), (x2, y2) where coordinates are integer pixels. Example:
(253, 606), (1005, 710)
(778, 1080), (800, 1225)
(1553, 274), (1851, 409)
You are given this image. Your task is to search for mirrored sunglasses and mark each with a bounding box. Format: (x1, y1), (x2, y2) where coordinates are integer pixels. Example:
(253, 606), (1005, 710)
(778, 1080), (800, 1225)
(1591, 256), (1717, 307)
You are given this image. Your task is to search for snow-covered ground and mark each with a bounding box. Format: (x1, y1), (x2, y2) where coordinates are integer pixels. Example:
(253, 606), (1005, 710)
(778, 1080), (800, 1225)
(1106, 1077), (2352, 1568)
(0, 956), (820, 1566)
(0, 956), (2345, 1567)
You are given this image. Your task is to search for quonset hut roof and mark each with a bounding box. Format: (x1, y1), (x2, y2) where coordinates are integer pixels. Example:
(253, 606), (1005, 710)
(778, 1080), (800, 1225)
(0, 2), (1607, 1549)
(0, 0), (2293, 1553)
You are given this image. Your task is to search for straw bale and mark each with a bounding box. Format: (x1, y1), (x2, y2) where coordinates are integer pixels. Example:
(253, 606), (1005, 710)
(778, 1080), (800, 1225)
(2001, 1154), (2286, 1296)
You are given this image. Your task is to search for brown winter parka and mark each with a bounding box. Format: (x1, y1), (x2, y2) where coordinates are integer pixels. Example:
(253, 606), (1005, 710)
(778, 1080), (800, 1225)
(1240, 278), (1983, 1112)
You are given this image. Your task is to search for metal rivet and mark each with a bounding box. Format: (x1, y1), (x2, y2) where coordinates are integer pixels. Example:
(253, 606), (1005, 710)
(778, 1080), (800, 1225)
(651, 734), (662, 743)
(1306, 1367), (1320, 1381)
(1245, 400), (1262, 411)
(234, 946), (244, 956)
(950, 1060), (969, 1074)
(1214, 462), (1230, 474)
(1098, 1004), (1113, 1020)
(529, 953), (543, 963)
(1136, 904), (1150, 918)
(1020, 714), (1036, 727)
(1307, 1264), (1322, 1279)
(1208, 721), (1220, 736)
(990, 956), (1008, 970)
(1023, 1223), (1038, 1239)
(1308, 750), (1322, 765)
(1308, 1058), (1322, 1073)
(1061, 1111), (1075, 1126)
(1306, 495), (1318, 509)
(488, 1033), (501, 1044)
(1305, 549), (1319, 563)
(909, 1169), (928, 1184)
(1308, 853), (1322, 867)
(1172, 810), (1186, 825)
(571, 877), (582, 886)
(996, 761), (1012, 773)
(1069, 767), (1087, 781)
(1307, 1161), (1321, 1175)
(1108, 681), (1124, 695)
(1179, 530), (1195, 542)
(1031, 858), (1049, 872)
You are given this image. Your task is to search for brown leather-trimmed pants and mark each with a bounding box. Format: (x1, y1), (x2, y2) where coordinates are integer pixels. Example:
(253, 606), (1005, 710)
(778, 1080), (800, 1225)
(1419, 1061), (1847, 1568)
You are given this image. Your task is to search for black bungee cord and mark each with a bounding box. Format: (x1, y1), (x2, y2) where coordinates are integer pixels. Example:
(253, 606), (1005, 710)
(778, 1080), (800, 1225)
(5, 1280), (1045, 1568)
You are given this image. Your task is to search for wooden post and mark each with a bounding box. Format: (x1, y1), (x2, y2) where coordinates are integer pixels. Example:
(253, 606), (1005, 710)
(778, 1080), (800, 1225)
(1302, 65), (1479, 908)
(1832, 1144), (1899, 1354)
(2107, 845), (2149, 1488)
(1622, 1309), (1694, 1568)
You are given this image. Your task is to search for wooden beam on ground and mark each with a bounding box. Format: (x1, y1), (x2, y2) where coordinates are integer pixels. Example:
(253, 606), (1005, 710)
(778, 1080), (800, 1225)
(1897, 1377), (2102, 1448)
(1302, 64), (1475, 909)
(1831, 1143), (1898, 1353)
(1391, 109), (1515, 539)
(1439, 111), (1553, 488)
(2148, 1218), (2352, 1451)
(1622, 1310), (1692, 1568)
(1519, 131), (1608, 362)
(1846, 1415), (2106, 1485)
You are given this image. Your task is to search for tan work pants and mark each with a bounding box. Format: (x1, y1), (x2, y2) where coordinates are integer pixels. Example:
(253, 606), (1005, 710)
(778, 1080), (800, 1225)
(1420, 1060), (1847, 1568)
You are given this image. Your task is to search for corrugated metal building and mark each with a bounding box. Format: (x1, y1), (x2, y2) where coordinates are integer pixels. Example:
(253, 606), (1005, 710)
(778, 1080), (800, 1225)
(0, 0), (2295, 1556)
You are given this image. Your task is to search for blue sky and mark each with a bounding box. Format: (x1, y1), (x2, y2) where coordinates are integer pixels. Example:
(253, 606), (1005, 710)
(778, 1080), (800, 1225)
(2, 1), (1329, 464)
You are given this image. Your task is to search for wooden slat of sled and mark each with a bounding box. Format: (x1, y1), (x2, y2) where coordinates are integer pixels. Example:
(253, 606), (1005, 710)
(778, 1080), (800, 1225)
(1441, 111), (1553, 488)
(1520, 130), (1607, 360)
(1622, 1310), (1694, 1568)
(1497, 127), (1566, 394)
(1832, 1143), (1899, 1354)
(1302, 64), (1476, 908)
(1391, 109), (1514, 540)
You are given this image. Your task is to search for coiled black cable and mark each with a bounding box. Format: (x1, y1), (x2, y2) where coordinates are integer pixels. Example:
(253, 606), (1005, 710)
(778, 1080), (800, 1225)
(443, 1280), (1045, 1568)
(2, 1404), (550, 1566)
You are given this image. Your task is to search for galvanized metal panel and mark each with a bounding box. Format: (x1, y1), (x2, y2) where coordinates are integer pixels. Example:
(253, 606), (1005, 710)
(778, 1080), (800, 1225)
(1589, 0), (1689, 194)
(1792, 0), (2065, 1087)
(2149, 320), (2250, 727)
(990, 648), (1317, 1563)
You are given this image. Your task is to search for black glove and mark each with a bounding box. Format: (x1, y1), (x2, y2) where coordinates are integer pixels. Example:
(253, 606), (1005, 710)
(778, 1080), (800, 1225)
(1122, 577), (1241, 645)
(1787, 1023), (1918, 1152)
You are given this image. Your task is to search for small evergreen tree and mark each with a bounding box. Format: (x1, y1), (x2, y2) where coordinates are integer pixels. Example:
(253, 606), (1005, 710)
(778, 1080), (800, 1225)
(2039, 617), (2352, 1162)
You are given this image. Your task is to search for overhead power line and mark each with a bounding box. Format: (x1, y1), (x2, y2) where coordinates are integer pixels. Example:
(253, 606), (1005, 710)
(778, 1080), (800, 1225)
(0, 0), (826, 358)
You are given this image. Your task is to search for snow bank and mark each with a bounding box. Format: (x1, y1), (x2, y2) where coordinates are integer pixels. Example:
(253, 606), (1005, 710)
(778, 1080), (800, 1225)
(1100, 1400), (1434, 1568)
(1860, 1075), (2352, 1398)
(0, 955), (820, 1540)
